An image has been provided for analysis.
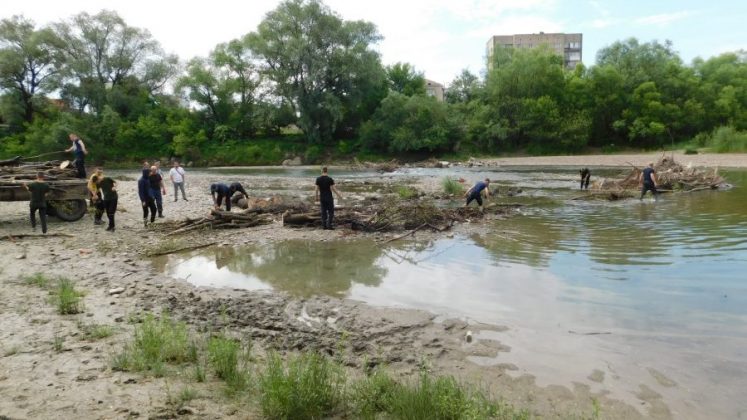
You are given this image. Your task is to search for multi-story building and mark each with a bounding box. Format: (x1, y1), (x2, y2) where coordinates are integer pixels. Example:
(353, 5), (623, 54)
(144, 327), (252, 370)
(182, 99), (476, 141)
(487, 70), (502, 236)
(425, 79), (445, 102)
(486, 32), (583, 70)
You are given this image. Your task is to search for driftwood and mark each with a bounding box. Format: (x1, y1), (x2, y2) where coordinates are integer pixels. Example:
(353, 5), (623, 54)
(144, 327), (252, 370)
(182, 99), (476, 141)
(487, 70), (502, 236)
(383, 221), (453, 244)
(2, 233), (74, 241)
(165, 209), (273, 236)
(147, 241), (218, 257)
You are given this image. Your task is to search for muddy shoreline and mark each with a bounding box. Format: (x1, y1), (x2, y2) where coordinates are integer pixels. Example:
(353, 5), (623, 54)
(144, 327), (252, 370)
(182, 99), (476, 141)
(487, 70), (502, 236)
(1, 159), (718, 419)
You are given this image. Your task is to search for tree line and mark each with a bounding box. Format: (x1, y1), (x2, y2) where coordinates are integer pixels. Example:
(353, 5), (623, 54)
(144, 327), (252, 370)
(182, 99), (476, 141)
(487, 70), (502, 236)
(2, 0), (746, 165)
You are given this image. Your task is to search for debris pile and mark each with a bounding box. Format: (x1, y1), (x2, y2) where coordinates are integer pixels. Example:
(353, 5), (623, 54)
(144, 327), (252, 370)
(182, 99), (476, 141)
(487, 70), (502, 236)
(0, 157), (78, 181)
(165, 209), (273, 236)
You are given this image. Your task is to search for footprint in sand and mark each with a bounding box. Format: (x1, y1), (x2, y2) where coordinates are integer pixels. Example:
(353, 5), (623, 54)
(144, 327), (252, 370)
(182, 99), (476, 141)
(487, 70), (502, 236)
(587, 369), (605, 383)
(647, 367), (677, 387)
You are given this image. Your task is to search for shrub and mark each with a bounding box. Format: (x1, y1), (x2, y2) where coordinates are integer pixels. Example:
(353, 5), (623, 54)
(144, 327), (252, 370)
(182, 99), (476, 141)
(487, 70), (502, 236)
(442, 177), (464, 195)
(710, 126), (747, 152)
(208, 335), (249, 394)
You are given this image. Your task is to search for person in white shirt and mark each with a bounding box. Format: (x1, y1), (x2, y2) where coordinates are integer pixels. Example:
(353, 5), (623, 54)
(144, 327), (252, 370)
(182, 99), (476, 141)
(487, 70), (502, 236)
(169, 161), (188, 201)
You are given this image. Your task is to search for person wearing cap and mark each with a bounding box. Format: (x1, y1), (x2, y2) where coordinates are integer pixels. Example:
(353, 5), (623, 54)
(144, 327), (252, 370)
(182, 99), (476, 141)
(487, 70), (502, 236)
(465, 178), (491, 211)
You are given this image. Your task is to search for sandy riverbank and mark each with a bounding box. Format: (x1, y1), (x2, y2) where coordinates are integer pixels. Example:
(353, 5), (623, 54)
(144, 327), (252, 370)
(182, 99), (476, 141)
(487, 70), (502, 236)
(0, 165), (698, 419)
(480, 151), (747, 168)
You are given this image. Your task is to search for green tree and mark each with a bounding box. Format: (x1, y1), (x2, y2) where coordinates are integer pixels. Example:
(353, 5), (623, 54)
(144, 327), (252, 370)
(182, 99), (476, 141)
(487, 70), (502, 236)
(247, 0), (385, 144)
(0, 16), (62, 125)
(386, 62), (425, 96)
(445, 69), (481, 104)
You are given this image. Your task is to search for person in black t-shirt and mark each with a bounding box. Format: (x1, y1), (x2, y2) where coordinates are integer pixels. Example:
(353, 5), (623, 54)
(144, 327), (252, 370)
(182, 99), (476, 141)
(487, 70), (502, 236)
(639, 162), (658, 201)
(23, 172), (50, 234)
(98, 176), (118, 231)
(579, 168), (591, 190)
(315, 167), (342, 230)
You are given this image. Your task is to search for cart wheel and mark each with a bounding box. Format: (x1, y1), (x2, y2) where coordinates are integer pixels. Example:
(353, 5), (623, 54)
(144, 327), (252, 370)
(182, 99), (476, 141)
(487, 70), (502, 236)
(48, 199), (88, 222)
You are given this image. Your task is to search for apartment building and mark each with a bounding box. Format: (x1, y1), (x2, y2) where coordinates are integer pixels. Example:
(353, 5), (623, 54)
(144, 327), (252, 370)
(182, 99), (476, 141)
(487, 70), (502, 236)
(486, 32), (583, 70)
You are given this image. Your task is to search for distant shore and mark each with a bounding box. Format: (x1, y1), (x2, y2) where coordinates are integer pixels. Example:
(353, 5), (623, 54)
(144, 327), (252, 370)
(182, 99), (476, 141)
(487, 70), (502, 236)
(480, 152), (747, 168)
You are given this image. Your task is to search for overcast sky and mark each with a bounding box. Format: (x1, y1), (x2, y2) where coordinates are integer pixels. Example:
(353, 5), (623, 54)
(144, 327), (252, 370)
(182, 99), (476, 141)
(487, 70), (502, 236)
(3, 0), (746, 85)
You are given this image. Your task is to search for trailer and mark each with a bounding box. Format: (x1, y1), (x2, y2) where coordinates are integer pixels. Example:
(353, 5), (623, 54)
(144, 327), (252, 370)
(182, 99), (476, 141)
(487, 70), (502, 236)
(1, 157), (89, 222)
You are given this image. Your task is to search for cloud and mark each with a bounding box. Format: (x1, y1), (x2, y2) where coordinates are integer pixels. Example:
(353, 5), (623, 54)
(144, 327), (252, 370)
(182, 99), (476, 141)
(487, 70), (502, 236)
(635, 10), (695, 26)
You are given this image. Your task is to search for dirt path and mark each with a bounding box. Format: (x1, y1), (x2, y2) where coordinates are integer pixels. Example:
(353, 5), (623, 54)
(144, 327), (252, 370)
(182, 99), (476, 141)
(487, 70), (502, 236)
(0, 168), (675, 419)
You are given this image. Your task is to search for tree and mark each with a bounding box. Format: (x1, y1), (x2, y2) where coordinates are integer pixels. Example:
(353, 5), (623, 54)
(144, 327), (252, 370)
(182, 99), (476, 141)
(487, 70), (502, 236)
(0, 16), (62, 124)
(211, 37), (262, 137)
(247, 0), (385, 144)
(445, 69), (481, 104)
(386, 62), (425, 96)
(53, 10), (177, 114)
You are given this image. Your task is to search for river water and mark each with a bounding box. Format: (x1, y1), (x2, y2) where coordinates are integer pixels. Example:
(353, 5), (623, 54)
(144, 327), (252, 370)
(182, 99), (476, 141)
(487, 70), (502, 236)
(154, 166), (747, 419)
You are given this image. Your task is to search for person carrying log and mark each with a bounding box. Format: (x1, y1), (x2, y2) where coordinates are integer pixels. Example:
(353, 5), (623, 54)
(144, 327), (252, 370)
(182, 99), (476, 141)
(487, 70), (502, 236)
(97, 175), (118, 232)
(138, 168), (157, 227)
(23, 172), (50, 234)
(315, 167), (342, 230)
(148, 165), (166, 218)
(88, 167), (105, 225)
(639, 162), (658, 201)
(464, 178), (491, 211)
(211, 182), (249, 211)
(579, 168), (591, 190)
(64, 133), (88, 179)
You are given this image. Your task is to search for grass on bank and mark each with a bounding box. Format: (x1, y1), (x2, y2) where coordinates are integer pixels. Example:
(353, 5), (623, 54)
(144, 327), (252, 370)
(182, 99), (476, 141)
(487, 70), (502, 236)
(112, 312), (533, 420)
(442, 177), (465, 196)
(396, 185), (419, 199)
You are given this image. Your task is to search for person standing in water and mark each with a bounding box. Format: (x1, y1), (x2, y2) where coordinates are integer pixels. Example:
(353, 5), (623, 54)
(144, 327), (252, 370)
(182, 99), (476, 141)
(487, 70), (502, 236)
(464, 178), (491, 211)
(315, 167), (342, 230)
(579, 168), (591, 190)
(639, 162), (658, 200)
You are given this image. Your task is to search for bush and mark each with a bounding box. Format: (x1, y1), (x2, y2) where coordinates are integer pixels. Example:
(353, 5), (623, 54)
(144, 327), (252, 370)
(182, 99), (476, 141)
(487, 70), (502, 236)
(709, 126), (747, 152)
(396, 186), (418, 199)
(208, 335), (249, 393)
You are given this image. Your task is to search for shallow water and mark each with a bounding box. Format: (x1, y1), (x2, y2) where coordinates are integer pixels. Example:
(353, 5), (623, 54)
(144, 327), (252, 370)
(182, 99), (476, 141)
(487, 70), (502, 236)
(154, 167), (747, 419)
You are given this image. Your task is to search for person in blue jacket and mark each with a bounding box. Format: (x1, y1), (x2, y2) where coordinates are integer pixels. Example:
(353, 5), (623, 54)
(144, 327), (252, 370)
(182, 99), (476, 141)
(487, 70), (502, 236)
(211, 182), (249, 211)
(138, 168), (157, 226)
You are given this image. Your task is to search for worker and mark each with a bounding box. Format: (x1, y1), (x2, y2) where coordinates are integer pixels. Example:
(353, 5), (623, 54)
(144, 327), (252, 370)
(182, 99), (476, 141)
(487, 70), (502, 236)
(169, 161), (188, 202)
(579, 168), (591, 190)
(639, 162), (658, 201)
(64, 133), (87, 179)
(23, 172), (50, 234)
(138, 168), (157, 227)
(464, 178), (491, 211)
(97, 176), (118, 232)
(88, 166), (104, 225)
(148, 165), (166, 217)
(315, 166), (342, 230)
(210, 182), (249, 211)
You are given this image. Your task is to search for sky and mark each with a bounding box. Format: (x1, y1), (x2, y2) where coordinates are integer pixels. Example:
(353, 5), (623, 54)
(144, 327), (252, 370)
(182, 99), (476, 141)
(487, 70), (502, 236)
(3, 0), (746, 86)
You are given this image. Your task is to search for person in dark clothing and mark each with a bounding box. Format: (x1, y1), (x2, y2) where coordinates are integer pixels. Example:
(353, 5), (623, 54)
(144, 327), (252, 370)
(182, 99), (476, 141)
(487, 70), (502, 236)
(148, 165), (166, 217)
(138, 168), (157, 226)
(210, 182), (249, 211)
(579, 168), (591, 190)
(64, 133), (87, 179)
(23, 172), (50, 234)
(98, 176), (118, 231)
(465, 178), (491, 211)
(639, 162), (658, 200)
(315, 167), (342, 230)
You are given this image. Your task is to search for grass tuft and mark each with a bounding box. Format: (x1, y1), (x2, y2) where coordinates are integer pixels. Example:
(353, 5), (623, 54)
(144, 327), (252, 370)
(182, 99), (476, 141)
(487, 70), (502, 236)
(23, 273), (50, 288)
(208, 335), (250, 394)
(259, 352), (344, 419)
(79, 322), (114, 340)
(52, 278), (84, 315)
(53, 334), (65, 353)
(396, 185), (419, 199)
(112, 313), (196, 376)
(442, 177), (464, 196)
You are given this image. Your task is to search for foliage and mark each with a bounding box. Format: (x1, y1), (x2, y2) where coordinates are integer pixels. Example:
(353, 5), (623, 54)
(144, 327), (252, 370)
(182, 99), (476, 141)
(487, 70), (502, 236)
(207, 335), (250, 394)
(258, 351), (344, 419)
(709, 126), (747, 152)
(52, 278), (83, 315)
(442, 177), (464, 195)
(386, 62), (426, 96)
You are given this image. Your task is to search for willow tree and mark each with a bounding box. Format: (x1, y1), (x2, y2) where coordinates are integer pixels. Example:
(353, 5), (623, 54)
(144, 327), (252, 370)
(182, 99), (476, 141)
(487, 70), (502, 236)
(247, 0), (386, 144)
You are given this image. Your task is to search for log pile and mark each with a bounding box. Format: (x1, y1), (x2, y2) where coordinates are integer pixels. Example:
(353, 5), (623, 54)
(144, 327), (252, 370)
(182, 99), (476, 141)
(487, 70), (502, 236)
(353, 158), (400, 173)
(165, 209), (273, 236)
(592, 156), (728, 198)
(0, 158), (78, 182)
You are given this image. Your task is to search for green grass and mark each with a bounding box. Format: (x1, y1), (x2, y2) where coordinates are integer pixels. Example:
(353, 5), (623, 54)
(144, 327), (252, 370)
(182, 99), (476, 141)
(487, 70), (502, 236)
(23, 273), (50, 288)
(112, 313), (197, 376)
(396, 185), (419, 199)
(53, 334), (65, 353)
(442, 177), (465, 196)
(52, 278), (84, 315)
(258, 352), (344, 419)
(79, 322), (115, 340)
(207, 335), (250, 394)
